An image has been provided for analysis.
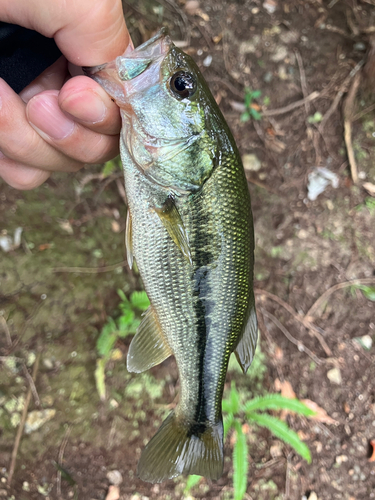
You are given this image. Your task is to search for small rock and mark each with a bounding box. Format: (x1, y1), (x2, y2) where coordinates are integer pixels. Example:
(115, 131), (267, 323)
(25, 409), (56, 434)
(271, 46), (288, 62)
(202, 55), (212, 67)
(107, 470), (123, 486)
(354, 334), (372, 351)
(184, 0), (200, 15)
(335, 455), (348, 465)
(308, 493), (318, 500)
(327, 367), (342, 385)
(263, 0), (277, 14)
(263, 71), (273, 83)
(239, 37), (260, 54)
(242, 154), (261, 172)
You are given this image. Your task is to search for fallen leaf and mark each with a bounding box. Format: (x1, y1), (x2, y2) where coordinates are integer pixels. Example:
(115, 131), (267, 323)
(242, 423), (250, 434)
(111, 220), (120, 233)
(274, 379), (296, 399)
(369, 439), (375, 462)
(38, 243), (52, 251)
(301, 399), (338, 425)
(58, 220), (74, 234)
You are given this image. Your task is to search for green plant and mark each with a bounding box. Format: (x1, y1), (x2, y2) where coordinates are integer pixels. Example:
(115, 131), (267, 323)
(307, 111), (323, 124)
(349, 283), (375, 301)
(241, 88), (262, 122)
(95, 290), (150, 400)
(185, 382), (314, 500)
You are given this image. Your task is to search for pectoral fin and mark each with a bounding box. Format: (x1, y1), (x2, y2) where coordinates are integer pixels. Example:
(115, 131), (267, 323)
(127, 306), (172, 373)
(154, 197), (192, 265)
(234, 301), (258, 373)
(125, 210), (134, 270)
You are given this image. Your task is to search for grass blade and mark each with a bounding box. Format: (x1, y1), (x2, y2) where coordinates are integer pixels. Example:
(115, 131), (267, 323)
(233, 421), (248, 500)
(244, 394), (315, 417)
(248, 412), (311, 463)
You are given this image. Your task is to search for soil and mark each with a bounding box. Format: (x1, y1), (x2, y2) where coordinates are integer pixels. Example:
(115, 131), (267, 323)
(1, 0), (375, 499)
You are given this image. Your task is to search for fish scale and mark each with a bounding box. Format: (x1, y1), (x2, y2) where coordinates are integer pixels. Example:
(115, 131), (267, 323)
(85, 28), (257, 483)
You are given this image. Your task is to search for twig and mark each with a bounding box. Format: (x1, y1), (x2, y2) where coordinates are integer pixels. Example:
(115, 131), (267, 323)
(115, 178), (127, 206)
(261, 309), (322, 365)
(246, 177), (279, 195)
(0, 316), (12, 347)
(8, 352), (41, 485)
(352, 103), (375, 122)
(22, 363), (40, 407)
(56, 426), (71, 497)
(51, 261), (127, 274)
(343, 72), (362, 184)
(318, 60), (364, 133)
(263, 91), (320, 117)
(257, 309), (285, 382)
(295, 49), (310, 116)
(255, 289), (332, 356)
(305, 278), (375, 320)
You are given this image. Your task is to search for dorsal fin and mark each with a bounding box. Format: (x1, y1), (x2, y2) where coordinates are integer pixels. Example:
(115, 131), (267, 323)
(127, 306), (172, 373)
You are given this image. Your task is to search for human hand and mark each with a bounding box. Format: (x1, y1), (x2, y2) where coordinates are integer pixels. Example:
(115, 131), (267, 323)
(0, 0), (130, 190)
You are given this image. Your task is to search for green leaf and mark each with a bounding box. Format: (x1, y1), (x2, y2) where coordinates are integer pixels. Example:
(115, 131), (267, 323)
(95, 358), (107, 401)
(101, 158), (118, 177)
(223, 414), (234, 439)
(307, 111), (323, 124)
(244, 394), (316, 417)
(233, 421), (248, 500)
(222, 382), (240, 414)
(251, 90), (262, 99)
(250, 108), (262, 121)
(117, 289), (128, 303)
(248, 412), (312, 463)
(130, 291), (150, 311)
(52, 461), (76, 486)
(96, 319), (117, 357)
(183, 474), (202, 494)
(118, 310), (135, 328)
(359, 285), (375, 301)
(263, 96), (270, 106)
(240, 111), (250, 122)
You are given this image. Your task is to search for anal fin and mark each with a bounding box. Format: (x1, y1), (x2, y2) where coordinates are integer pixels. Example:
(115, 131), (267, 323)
(154, 196), (192, 265)
(127, 306), (172, 373)
(125, 209), (133, 269)
(234, 300), (258, 373)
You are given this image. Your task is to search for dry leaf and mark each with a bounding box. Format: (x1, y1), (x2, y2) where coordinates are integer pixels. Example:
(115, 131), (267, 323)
(265, 137), (286, 154)
(111, 220), (121, 233)
(59, 220), (74, 234)
(38, 243), (52, 251)
(301, 399), (338, 425)
(369, 439), (375, 462)
(363, 182), (375, 196)
(274, 379), (296, 399)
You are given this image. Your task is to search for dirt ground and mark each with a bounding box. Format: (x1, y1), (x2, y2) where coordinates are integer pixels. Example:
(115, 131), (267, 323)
(1, 0), (375, 499)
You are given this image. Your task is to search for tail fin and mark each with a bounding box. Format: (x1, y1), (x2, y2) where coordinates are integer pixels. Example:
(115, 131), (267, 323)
(137, 412), (223, 483)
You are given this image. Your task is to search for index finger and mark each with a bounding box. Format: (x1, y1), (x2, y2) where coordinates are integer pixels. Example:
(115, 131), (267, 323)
(0, 0), (131, 66)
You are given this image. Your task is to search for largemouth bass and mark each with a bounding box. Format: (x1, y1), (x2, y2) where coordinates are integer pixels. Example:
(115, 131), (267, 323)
(84, 29), (257, 483)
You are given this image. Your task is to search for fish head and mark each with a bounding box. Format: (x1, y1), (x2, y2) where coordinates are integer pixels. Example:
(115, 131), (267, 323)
(85, 29), (232, 192)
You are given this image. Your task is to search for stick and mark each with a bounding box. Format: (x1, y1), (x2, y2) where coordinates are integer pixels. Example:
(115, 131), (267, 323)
(0, 316), (12, 347)
(263, 91), (320, 117)
(8, 352), (41, 485)
(261, 309), (322, 365)
(255, 289), (332, 356)
(295, 50), (310, 116)
(56, 426), (71, 497)
(343, 72), (361, 184)
(305, 278), (375, 320)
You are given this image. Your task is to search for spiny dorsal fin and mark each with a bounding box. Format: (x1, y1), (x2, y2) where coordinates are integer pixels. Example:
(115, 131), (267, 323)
(154, 197), (192, 265)
(125, 209), (134, 270)
(137, 411), (224, 483)
(127, 306), (172, 373)
(234, 300), (258, 373)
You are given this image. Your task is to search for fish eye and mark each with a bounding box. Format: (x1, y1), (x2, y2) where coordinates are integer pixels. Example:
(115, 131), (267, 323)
(170, 71), (197, 99)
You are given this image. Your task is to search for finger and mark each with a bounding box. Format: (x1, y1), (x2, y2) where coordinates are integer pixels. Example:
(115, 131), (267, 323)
(27, 91), (120, 164)
(58, 76), (121, 136)
(0, 154), (51, 190)
(0, 0), (130, 66)
(20, 56), (69, 103)
(0, 78), (82, 172)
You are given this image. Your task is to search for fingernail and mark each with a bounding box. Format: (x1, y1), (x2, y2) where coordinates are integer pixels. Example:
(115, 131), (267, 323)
(27, 91), (75, 140)
(61, 91), (107, 124)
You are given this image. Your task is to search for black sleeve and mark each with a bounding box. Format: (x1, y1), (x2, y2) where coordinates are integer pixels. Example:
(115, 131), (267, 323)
(0, 22), (62, 93)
